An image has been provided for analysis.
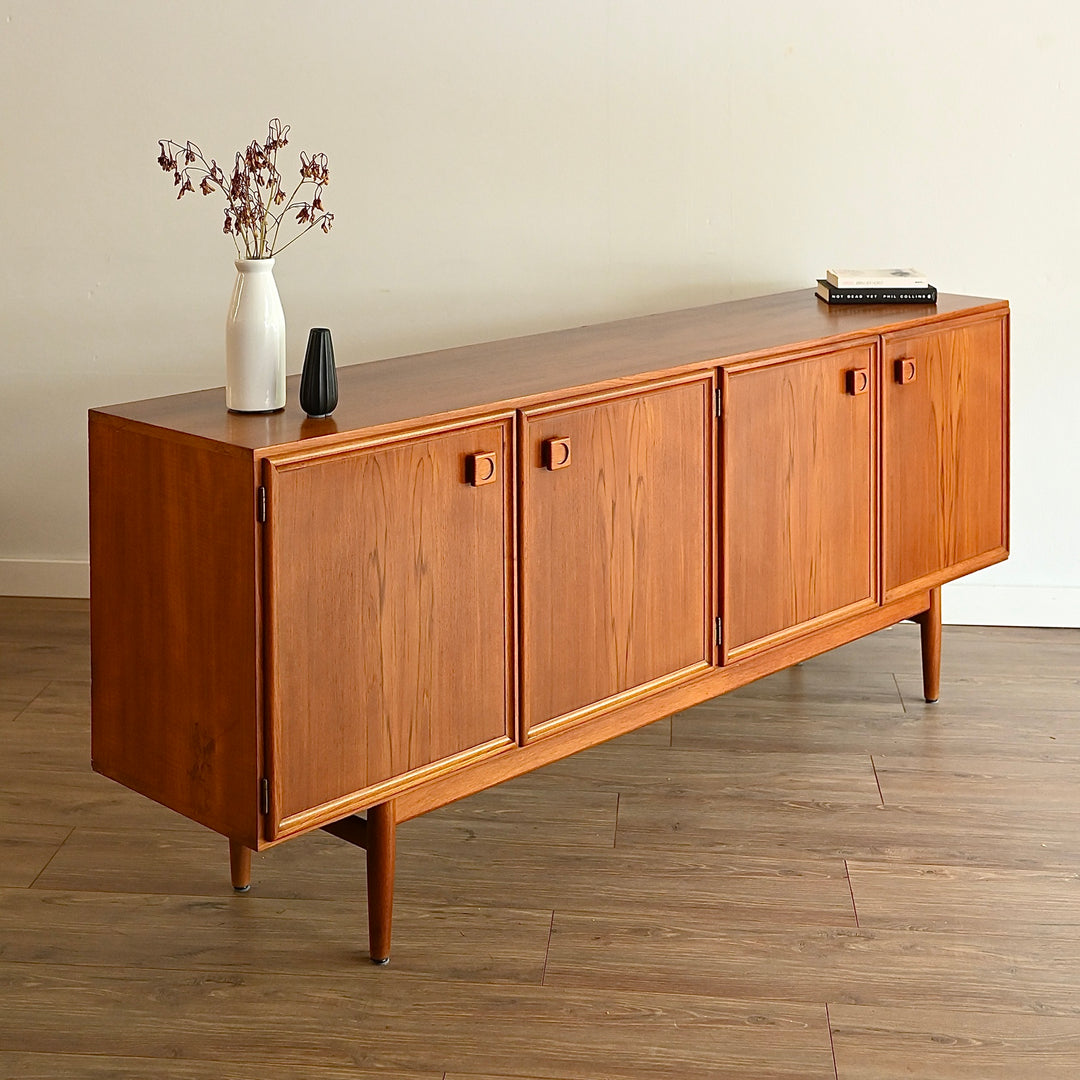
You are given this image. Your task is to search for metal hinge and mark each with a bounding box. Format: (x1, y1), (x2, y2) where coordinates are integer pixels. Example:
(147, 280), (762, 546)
(714, 385), (723, 417)
(715, 616), (723, 647)
(259, 778), (270, 815)
(256, 486), (267, 523)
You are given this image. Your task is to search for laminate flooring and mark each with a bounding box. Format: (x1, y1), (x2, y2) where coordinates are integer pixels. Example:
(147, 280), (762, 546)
(1, 597), (1078, 1079)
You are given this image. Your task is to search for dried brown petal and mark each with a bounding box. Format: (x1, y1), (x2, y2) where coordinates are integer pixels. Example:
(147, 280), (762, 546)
(158, 121), (333, 255)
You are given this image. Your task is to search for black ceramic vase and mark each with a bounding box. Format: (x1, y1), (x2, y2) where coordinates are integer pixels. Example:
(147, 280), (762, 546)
(299, 328), (339, 418)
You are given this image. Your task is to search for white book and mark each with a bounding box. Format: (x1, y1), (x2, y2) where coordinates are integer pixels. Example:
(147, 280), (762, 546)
(826, 268), (930, 290)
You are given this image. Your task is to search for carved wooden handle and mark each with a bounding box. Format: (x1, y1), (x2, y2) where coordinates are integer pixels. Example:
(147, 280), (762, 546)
(894, 358), (917, 385)
(467, 451), (498, 486)
(846, 368), (870, 396)
(543, 437), (572, 471)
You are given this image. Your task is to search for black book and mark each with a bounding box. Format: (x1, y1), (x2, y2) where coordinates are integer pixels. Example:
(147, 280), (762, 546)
(816, 279), (937, 305)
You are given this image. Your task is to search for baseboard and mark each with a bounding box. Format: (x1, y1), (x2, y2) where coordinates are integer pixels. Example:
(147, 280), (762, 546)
(0, 559), (90, 598)
(943, 583), (1080, 628)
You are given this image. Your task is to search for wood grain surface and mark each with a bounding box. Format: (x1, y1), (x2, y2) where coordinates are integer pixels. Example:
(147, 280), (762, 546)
(0, 1055), (440, 1080)
(0, 961), (833, 1080)
(882, 312), (1009, 599)
(265, 419), (514, 836)
(7, 598), (1080, 1080)
(722, 342), (877, 656)
(0, 822), (71, 888)
(0, 886), (552, 985)
(520, 377), (711, 733)
(543, 914), (1080, 1013)
(90, 290), (1004, 454)
(846, 862), (1080, 932)
(35, 824), (855, 927)
(89, 416), (262, 845)
(830, 1005), (1080, 1079)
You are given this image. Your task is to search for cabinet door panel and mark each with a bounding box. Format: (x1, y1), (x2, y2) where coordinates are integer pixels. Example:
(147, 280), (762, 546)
(265, 421), (513, 837)
(722, 344), (878, 659)
(521, 378), (713, 736)
(882, 314), (1008, 599)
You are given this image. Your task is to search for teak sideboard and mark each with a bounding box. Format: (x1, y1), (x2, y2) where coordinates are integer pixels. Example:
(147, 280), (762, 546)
(88, 288), (1009, 963)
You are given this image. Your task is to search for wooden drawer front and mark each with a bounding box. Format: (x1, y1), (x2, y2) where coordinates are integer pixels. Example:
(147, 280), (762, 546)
(264, 420), (515, 837)
(882, 313), (1009, 600)
(722, 344), (879, 659)
(520, 376), (714, 737)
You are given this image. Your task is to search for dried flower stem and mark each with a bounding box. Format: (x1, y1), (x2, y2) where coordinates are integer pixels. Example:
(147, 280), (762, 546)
(157, 119), (334, 259)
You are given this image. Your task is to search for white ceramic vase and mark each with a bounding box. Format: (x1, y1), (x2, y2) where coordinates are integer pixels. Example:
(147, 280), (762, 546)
(225, 257), (286, 412)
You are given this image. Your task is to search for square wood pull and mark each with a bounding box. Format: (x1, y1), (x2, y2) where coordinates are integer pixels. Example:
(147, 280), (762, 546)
(543, 437), (572, 471)
(468, 452), (498, 486)
(846, 368), (870, 396)
(894, 358), (917, 384)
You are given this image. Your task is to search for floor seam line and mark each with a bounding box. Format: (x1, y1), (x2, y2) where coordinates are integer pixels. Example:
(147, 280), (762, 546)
(870, 754), (886, 806)
(540, 909), (555, 986)
(27, 824), (77, 890)
(826, 1002), (840, 1080)
(844, 859), (860, 928)
(8, 680), (52, 724)
(892, 671), (907, 713)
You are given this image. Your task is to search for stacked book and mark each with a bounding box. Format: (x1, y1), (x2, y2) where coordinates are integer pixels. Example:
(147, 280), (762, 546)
(817, 268), (937, 305)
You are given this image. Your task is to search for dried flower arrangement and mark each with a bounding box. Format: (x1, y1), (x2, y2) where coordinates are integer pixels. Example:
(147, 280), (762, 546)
(156, 118), (334, 259)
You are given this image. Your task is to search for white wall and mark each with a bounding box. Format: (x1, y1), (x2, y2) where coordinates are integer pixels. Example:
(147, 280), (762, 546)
(1, 0), (1077, 626)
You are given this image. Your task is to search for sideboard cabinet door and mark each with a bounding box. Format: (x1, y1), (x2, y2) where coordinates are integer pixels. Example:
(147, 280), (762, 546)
(520, 376), (714, 738)
(264, 420), (515, 838)
(882, 314), (1009, 601)
(721, 343), (879, 660)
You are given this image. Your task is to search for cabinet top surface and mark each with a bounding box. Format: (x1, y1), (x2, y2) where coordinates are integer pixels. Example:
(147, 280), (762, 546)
(91, 288), (1007, 453)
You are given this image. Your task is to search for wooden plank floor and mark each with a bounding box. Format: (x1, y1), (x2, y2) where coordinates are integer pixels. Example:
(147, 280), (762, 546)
(1, 597), (1078, 1079)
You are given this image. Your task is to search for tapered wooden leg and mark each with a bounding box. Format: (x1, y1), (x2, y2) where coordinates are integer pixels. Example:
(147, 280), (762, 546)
(917, 587), (942, 703)
(366, 801), (396, 965)
(229, 839), (252, 892)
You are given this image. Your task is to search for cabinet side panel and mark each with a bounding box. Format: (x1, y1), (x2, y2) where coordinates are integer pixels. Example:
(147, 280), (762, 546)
(89, 417), (260, 844)
(883, 314), (1007, 597)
